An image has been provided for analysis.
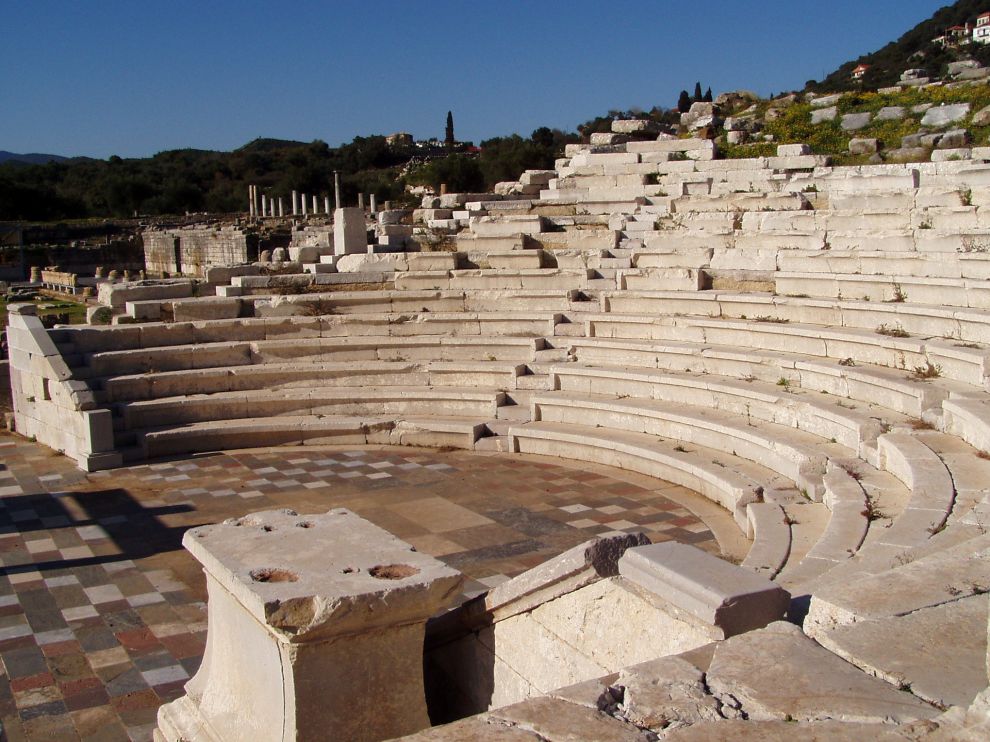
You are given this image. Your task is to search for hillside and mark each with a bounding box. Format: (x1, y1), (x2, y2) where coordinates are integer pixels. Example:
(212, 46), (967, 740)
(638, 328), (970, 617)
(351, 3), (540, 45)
(0, 151), (69, 166)
(812, 0), (990, 91)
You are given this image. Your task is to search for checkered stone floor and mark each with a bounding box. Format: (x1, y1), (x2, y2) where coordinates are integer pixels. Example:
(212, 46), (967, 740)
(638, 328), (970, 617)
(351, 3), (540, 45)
(0, 434), (718, 741)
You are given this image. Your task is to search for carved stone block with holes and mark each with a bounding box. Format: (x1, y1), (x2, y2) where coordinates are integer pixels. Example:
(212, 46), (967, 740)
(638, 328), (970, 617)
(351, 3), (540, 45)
(154, 508), (464, 742)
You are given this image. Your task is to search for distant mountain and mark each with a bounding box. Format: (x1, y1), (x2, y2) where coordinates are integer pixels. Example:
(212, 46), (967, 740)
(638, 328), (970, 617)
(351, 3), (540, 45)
(235, 138), (309, 153)
(0, 150), (69, 165)
(810, 0), (990, 92)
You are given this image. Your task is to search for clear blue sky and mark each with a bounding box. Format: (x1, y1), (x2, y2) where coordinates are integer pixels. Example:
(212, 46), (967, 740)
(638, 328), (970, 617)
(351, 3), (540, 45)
(1, 0), (949, 158)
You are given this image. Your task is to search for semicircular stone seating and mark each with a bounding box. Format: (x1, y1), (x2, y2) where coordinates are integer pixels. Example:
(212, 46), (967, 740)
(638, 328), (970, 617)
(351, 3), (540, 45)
(8, 142), (990, 737)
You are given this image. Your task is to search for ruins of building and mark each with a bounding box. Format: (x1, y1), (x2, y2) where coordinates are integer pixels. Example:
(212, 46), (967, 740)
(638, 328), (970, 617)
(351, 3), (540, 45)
(6, 123), (990, 740)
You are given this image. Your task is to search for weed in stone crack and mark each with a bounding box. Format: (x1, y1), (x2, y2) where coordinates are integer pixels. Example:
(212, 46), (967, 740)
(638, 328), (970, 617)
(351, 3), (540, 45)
(862, 497), (885, 522)
(840, 463), (863, 480)
(912, 361), (942, 379)
(876, 323), (909, 338)
(885, 283), (907, 303)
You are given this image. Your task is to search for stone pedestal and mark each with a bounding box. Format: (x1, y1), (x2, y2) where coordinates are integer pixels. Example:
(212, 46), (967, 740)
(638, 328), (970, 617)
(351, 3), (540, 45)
(155, 508), (462, 742)
(334, 207), (368, 255)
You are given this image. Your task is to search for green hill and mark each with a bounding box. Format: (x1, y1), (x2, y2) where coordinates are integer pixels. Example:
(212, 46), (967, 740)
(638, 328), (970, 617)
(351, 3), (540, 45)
(812, 0), (990, 92)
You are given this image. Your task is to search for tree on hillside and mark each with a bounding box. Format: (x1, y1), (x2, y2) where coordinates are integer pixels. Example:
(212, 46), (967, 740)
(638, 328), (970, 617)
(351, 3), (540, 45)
(693, 82), (703, 102)
(704, 87), (713, 102)
(677, 90), (692, 113)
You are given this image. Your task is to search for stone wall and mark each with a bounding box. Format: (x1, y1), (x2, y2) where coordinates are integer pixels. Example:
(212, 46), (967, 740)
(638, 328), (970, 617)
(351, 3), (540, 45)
(6, 305), (120, 471)
(144, 226), (258, 277)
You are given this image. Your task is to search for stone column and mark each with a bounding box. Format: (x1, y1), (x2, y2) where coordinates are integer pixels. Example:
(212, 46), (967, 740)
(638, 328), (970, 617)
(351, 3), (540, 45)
(334, 171), (341, 209)
(278, 198), (285, 218)
(261, 195), (268, 218)
(440, 183), (447, 196)
(155, 508), (462, 742)
(292, 190), (299, 216)
(324, 196), (331, 215)
(358, 192), (364, 211)
(311, 195), (318, 214)
(248, 185), (255, 217)
(369, 194), (377, 213)
(301, 194), (308, 217)
(29, 266), (42, 283)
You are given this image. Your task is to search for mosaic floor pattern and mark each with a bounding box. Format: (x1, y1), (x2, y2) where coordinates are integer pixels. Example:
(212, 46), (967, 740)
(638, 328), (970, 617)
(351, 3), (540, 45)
(0, 434), (717, 741)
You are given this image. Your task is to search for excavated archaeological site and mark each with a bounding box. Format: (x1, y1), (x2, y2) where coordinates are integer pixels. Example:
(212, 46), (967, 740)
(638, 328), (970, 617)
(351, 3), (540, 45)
(6, 127), (990, 740)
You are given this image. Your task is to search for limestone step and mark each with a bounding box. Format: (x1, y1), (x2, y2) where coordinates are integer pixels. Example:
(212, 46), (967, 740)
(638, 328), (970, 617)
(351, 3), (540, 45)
(515, 374), (551, 391)
(741, 502), (791, 579)
(584, 314), (990, 388)
(553, 322), (586, 337)
(796, 450), (958, 596)
(494, 404), (532, 422)
(805, 533), (990, 709)
(775, 465), (870, 592)
(508, 420), (802, 530)
(82, 335), (545, 377)
(530, 390), (841, 500)
(473, 435), (511, 452)
(138, 414), (492, 459)
(567, 334), (969, 420)
(913, 431), (990, 527)
(114, 387), (507, 430)
(483, 420), (512, 437)
(704, 622), (939, 725)
(775, 271), (990, 311)
(551, 363), (889, 453)
(533, 348), (571, 363)
(602, 288), (990, 345)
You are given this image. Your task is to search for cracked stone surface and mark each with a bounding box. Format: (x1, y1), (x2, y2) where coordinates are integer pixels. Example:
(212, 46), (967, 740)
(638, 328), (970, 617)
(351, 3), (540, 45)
(817, 594), (988, 709)
(613, 655), (725, 732)
(488, 696), (653, 741)
(705, 622), (940, 724)
(661, 719), (921, 740)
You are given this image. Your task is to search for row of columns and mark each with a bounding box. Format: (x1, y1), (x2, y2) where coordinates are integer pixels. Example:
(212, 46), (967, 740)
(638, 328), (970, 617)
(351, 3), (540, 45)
(247, 173), (379, 219)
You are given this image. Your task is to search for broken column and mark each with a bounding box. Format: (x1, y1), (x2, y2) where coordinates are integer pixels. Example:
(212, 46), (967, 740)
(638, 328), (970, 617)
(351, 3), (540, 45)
(324, 196), (331, 215)
(261, 194), (267, 218)
(292, 190), (299, 216)
(334, 207), (368, 255)
(278, 197), (285, 218)
(248, 185), (255, 217)
(334, 171), (341, 209)
(155, 508), (462, 742)
(311, 194), (318, 214)
(358, 192), (365, 210)
(369, 194), (377, 213)
(301, 194), (308, 217)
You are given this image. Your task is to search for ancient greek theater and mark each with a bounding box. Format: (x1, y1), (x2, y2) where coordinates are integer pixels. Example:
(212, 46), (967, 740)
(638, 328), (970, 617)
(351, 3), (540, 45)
(1, 121), (987, 741)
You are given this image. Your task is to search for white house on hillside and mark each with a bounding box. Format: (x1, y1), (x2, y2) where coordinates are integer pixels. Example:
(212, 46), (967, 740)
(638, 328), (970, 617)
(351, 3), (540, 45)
(975, 12), (990, 44)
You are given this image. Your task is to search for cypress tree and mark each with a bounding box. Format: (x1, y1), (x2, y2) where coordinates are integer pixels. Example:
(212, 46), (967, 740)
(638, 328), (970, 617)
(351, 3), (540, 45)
(693, 82), (703, 102)
(703, 87), (713, 103)
(445, 111), (455, 148)
(677, 90), (691, 113)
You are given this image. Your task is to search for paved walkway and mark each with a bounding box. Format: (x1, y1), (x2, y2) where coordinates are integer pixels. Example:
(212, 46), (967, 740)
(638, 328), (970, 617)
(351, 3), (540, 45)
(0, 434), (718, 741)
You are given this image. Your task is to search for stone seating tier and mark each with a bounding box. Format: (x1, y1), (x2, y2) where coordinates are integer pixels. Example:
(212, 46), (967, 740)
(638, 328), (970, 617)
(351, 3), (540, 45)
(16, 155), (990, 738)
